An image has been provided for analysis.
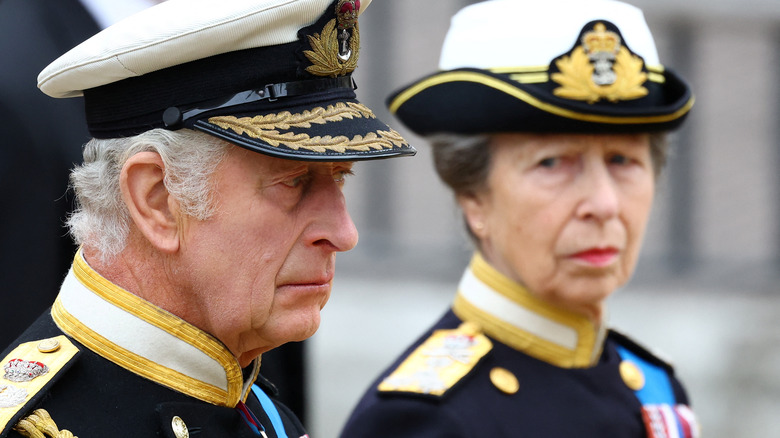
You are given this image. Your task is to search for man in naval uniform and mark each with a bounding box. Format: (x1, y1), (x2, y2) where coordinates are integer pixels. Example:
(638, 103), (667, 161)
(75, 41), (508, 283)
(0, 0), (414, 437)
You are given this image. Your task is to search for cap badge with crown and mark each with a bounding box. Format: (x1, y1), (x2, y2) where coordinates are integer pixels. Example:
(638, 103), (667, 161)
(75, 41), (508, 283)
(305, 0), (361, 77)
(552, 21), (649, 103)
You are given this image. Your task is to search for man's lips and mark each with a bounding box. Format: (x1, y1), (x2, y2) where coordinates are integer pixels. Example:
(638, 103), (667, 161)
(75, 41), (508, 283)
(569, 247), (619, 267)
(277, 274), (334, 289)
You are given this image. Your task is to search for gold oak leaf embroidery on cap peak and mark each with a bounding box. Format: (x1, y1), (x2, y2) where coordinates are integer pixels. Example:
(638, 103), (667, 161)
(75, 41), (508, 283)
(208, 102), (407, 153)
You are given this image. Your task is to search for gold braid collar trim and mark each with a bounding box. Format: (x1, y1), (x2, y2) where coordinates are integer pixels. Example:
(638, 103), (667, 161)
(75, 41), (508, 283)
(14, 409), (76, 438)
(208, 102), (408, 153)
(453, 253), (606, 368)
(51, 250), (245, 407)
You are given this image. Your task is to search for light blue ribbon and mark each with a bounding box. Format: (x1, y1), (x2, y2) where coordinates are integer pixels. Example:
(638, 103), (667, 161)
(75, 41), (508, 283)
(252, 384), (289, 438)
(616, 345), (675, 405)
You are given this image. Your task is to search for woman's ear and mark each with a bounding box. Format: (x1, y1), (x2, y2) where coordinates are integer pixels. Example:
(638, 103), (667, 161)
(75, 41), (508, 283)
(457, 192), (489, 240)
(120, 151), (181, 254)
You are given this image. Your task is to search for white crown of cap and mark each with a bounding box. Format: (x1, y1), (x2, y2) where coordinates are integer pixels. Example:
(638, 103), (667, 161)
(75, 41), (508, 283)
(38, 0), (371, 99)
(439, 0), (659, 71)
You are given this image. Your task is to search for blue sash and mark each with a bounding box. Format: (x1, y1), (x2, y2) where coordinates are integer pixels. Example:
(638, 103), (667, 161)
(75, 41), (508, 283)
(252, 384), (289, 438)
(616, 345), (675, 405)
(616, 345), (699, 438)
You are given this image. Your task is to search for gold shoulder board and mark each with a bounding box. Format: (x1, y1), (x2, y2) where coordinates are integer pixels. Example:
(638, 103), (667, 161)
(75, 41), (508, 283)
(0, 336), (79, 436)
(378, 322), (492, 396)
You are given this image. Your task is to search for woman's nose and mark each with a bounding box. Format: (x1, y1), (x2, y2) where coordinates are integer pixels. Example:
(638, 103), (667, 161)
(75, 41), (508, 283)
(575, 162), (620, 222)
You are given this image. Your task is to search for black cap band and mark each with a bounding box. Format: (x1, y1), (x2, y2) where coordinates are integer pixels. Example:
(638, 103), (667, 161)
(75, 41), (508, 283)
(162, 75), (357, 130)
(83, 43), (301, 139)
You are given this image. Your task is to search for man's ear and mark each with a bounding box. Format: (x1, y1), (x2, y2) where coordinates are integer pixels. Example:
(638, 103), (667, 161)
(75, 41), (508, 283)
(457, 193), (490, 240)
(120, 151), (180, 253)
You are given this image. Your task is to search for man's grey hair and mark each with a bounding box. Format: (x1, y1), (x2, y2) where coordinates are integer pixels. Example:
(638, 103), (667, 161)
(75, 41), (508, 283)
(67, 129), (230, 263)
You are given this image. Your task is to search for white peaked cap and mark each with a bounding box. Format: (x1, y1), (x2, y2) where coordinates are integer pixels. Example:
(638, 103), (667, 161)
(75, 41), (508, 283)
(35, 0), (416, 161)
(39, 0), (372, 98)
(386, 0), (693, 135)
(439, 0), (659, 70)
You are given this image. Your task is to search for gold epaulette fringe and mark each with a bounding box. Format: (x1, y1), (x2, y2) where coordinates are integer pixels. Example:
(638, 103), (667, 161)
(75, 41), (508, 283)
(13, 409), (76, 438)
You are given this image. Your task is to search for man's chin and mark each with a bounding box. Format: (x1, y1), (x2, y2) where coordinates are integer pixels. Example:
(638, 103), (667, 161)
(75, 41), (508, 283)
(277, 311), (323, 343)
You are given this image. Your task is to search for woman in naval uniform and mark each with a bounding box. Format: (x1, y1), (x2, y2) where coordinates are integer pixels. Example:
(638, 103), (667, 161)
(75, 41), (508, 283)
(342, 0), (699, 437)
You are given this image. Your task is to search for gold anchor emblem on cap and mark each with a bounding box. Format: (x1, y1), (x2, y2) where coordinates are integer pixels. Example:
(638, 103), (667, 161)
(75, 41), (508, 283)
(171, 416), (189, 438)
(489, 367), (519, 395)
(619, 360), (645, 391)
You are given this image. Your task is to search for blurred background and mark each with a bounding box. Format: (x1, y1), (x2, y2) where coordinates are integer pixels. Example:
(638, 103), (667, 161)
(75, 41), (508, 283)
(2, 0), (777, 437)
(307, 0), (780, 437)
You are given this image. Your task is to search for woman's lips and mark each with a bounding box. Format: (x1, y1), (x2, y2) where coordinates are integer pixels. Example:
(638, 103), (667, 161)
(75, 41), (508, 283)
(570, 247), (619, 267)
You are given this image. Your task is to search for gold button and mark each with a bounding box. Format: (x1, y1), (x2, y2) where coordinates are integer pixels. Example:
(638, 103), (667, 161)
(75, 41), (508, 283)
(37, 338), (60, 353)
(459, 321), (481, 336)
(489, 367), (519, 394)
(619, 360), (645, 391)
(171, 416), (189, 438)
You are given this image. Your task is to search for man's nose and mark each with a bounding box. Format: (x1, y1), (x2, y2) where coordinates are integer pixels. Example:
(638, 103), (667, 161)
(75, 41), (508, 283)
(307, 181), (359, 252)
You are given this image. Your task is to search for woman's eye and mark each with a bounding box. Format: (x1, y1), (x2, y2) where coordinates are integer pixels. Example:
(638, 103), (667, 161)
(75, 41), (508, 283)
(608, 154), (630, 165)
(538, 157), (559, 168)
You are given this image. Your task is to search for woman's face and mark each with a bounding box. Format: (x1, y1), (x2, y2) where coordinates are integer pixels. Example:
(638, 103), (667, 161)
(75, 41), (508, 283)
(459, 133), (655, 322)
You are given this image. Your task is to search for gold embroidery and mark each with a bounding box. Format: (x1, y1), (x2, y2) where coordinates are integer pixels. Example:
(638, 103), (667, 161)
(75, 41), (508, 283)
(453, 253), (603, 368)
(55, 251), (244, 407)
(552, 46), (647, 103)
(387, 70), (694, 124)
(552, 23), (648, 103)
(0, 337), (79, 432)
(378, 322), (492, 396)
(304, 19), (360, 77)
(217, 102), (376, 130)
(508, 72), (549, 84)
(208, 102), (408, 152)
(14, 409), (76, 438)
(495, 63), (662, 86)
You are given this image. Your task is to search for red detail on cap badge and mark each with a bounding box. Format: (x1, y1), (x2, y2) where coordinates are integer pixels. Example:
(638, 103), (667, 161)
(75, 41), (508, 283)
(336, 0), (360, 30)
